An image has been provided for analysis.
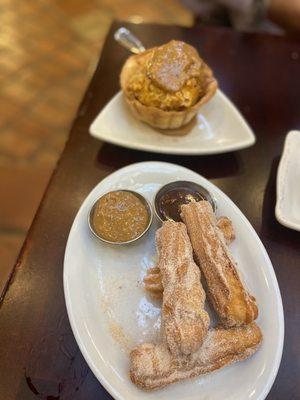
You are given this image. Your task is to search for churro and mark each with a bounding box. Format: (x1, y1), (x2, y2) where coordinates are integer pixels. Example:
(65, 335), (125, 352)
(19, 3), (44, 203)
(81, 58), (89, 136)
(130, 323), (262, 390)
(181, 201), (258, 327)
(156, 220), (209, 356)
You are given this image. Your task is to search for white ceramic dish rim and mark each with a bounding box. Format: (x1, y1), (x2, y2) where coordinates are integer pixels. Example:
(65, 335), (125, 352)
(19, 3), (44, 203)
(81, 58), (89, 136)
(64, 161), (284, 400)
(275, 130), (300, 231)
(89, 90), (256, 155)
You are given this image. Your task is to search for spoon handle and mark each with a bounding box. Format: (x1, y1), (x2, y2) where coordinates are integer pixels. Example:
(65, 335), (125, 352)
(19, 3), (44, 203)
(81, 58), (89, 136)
(114, 27), (145, 54)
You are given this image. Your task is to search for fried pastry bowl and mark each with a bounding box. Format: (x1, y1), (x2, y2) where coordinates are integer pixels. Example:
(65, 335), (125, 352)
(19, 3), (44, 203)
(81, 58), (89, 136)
(120, 40), (218, 131)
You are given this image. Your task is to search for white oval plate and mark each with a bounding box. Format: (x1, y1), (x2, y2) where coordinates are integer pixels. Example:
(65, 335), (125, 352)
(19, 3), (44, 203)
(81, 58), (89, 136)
(275, 130), (300, 231)
(89, 90), (255, 155)
(64, 161), (283, 400)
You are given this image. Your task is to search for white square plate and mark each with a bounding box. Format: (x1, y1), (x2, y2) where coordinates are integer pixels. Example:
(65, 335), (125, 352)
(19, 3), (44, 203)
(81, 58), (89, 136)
(90, 90), (255, 155)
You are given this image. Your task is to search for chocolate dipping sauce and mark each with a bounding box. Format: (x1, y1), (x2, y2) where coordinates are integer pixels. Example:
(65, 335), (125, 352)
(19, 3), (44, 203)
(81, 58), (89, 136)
(155, 181), (215, 222)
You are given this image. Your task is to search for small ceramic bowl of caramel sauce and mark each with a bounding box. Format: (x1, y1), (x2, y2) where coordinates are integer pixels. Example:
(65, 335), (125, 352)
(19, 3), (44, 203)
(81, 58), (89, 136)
(88, 190), (153, 245)
(154, 181), (216, 222)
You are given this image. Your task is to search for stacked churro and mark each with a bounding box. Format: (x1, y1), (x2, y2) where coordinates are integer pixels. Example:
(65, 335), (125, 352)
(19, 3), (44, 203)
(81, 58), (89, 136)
(144, 216), (236, 298)
(130, 323), (262, 390)
(130, 202), (261, 390)
(181, 201), (258, 327)
(156, 221), (210, 356)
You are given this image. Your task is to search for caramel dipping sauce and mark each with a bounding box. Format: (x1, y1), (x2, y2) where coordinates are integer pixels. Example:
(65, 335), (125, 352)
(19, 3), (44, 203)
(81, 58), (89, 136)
(154, 181), (216, 222)
(90, 190), (152, 244)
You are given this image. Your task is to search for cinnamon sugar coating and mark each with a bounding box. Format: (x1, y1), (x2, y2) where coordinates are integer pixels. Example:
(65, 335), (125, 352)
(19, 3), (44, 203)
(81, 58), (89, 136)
(156, 220), (210, 356)
(144, 216), (236, 297)
(130, 323), (262, 390)
(181, 201), (258, 327)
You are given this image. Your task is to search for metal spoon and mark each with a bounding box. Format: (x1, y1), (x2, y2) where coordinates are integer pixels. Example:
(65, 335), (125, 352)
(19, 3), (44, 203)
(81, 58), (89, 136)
(114, 29), (218, 218)
(114, 27), (145, 54)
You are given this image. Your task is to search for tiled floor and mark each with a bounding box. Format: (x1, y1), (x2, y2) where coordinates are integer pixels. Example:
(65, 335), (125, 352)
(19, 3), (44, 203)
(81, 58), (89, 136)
(0, 0), (193, 296)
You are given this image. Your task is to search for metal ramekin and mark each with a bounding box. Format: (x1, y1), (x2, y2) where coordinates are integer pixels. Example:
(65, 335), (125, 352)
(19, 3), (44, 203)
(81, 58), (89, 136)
(88, 190), (153, 245)
(154, 180), (217, 223)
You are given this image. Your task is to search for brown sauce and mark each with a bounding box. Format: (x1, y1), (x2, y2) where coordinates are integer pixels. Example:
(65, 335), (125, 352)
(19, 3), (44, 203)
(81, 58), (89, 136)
(156, 186), (206, 222)
(147, 40), (202, 92)
(92, 191), (149, 243)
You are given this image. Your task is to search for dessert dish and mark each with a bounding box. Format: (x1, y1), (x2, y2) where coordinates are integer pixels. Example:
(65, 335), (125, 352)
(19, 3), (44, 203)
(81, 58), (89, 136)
(86, 183), (261, 391)
(88, 190), (152, 244)
(66, 160), (281, 399)
(130, 323), (262, 390)
(181, 201), (258, 327)
(156, 220), (209, 356)
(120, 40), (217, 130)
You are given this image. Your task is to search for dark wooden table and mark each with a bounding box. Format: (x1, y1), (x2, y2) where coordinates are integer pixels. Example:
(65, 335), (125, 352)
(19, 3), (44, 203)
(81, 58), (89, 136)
(1, 21), (300, 400)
